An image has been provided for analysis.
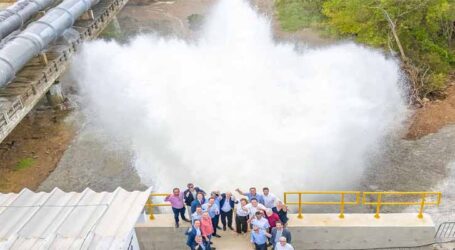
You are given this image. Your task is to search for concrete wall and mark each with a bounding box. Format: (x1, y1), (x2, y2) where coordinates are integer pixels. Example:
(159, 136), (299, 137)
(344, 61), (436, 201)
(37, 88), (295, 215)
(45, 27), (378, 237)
(287, 213), (435, 249)
(135, 213), (436, 250)
(135, 226), (189, 250)
(135, 214), (189, 250)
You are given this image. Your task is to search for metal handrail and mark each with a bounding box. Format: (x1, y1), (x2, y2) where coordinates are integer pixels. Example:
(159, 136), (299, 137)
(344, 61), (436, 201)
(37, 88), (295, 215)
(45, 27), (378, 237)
(362, 191), (442, 219)
(146, 191), (442, 221)
(283, 191), (361, 219)
(144, 193), (171, 220)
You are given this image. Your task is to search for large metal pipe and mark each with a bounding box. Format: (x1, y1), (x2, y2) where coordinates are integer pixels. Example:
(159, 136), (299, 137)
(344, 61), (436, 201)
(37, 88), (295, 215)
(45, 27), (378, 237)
(0, 0), (54, 40)
(0, 0), (99, 87)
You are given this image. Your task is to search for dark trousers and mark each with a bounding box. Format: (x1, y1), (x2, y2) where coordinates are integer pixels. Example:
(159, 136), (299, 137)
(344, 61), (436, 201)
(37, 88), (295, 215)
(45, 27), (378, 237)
(172, 207), (186, 223)
(220, 209), (233, 228)
(215, 214), (220, 227)
(235, 215), (248, 233)
(254, 243), (267, 250)
(211, 215), (219, 235)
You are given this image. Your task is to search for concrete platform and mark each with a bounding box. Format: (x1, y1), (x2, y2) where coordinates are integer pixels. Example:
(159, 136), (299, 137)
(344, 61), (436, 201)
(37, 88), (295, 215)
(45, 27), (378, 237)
(135, 214), (251, 249)
(135, 213), (436, 249)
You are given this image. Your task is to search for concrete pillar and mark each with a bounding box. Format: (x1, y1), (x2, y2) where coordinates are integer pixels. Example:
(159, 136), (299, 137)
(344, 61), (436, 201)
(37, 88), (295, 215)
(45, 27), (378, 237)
(46, 81), (64, 108)
(80, 9), (95, 21)
(39, 52), (48, 66)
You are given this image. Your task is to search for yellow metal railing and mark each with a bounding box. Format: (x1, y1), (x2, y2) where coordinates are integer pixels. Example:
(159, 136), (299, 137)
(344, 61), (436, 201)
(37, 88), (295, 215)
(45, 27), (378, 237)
(146, 191), (442, 221)
(362, 191), (442, 219)
(283, 191), (361, 219)
(144, 193), (171, 220)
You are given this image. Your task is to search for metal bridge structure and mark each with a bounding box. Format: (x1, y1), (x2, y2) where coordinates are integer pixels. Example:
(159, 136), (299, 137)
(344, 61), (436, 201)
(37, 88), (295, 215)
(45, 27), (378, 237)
(0, 0), (128, 144)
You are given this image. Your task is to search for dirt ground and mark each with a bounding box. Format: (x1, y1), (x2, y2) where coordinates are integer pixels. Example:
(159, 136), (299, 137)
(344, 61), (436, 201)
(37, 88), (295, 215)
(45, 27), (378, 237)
(407, 80), (455, 139)
(0, 105), (75, 193)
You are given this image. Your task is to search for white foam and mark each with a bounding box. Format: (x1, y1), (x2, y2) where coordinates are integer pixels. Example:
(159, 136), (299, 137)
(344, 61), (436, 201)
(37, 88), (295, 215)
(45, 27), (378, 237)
(71, 0), (408, 194)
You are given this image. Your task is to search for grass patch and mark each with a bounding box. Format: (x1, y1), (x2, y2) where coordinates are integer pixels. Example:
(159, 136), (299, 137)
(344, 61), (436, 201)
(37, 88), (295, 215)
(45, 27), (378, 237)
(15, 158), (35, 171)
(187, 14), (204, 31)
(275, 0), (325, 32)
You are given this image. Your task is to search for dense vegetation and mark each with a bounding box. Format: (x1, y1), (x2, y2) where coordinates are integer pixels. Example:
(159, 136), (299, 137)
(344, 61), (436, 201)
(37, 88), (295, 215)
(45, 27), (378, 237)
(276, 0), (455, 101)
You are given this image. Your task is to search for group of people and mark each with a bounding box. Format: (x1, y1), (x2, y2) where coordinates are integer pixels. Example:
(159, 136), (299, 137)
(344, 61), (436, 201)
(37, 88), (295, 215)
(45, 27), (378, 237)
(164, 183), (295, 250)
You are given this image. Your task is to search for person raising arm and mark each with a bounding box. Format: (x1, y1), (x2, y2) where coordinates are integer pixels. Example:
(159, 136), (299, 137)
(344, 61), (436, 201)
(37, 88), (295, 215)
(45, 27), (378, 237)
(165, 188), (190, 228)
(235, 187), (265, 205)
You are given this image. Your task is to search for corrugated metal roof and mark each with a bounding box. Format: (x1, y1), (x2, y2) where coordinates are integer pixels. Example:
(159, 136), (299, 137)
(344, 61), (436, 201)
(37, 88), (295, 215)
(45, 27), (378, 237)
(0, 187), (151, 250)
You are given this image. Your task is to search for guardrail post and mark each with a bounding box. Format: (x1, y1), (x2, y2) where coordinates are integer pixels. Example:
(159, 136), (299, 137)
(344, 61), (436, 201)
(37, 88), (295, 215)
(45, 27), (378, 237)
(374, 193), (382, 219)
(147, 196), (155, 220)
(418, 193), (426, 219)
(297, 193), (303, 219)
(149, 210), (155, 220)
(339, 193), (345, 219)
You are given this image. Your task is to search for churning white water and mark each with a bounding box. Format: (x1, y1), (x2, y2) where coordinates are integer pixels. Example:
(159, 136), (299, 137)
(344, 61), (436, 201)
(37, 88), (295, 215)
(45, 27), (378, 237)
(72, 0), (408, 193)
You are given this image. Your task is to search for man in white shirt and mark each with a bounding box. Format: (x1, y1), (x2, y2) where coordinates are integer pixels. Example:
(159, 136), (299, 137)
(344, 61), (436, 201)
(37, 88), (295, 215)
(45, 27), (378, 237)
(275, 236), (294, 250)
(262, 187), (279, 209)
(243, 198), (267, 219)
(220, 192), (235, 231)
(251, 211), (270, 231)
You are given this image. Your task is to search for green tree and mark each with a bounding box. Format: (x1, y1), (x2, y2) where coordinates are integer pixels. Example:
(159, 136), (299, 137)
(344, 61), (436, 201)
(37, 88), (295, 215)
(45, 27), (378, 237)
(322, 0), (455, 99)
(275, 0), (455, 100)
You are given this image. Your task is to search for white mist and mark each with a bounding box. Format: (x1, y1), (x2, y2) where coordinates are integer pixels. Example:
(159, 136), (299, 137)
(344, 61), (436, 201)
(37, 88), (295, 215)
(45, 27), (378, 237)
(72, 0), (408, 194)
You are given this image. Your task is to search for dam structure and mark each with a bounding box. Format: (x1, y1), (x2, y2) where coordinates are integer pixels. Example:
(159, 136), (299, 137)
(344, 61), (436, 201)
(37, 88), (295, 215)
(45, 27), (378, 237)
(0, 188), (452, 249)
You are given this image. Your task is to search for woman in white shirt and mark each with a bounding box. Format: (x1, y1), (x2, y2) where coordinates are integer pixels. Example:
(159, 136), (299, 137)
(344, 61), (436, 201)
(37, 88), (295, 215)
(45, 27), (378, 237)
(235, 198), (249, 234)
